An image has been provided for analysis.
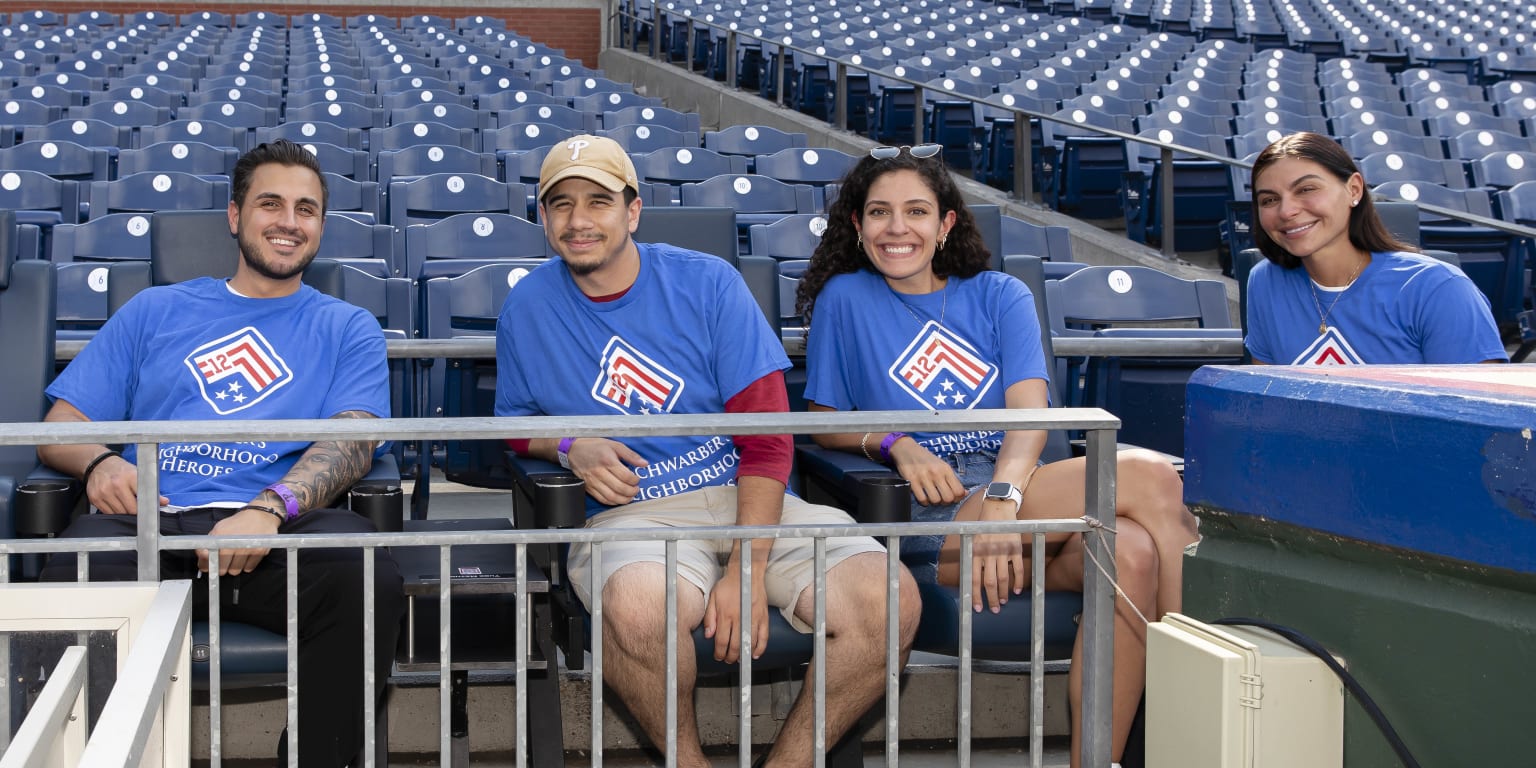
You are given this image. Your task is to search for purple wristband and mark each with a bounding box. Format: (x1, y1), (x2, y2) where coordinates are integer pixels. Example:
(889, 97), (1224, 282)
(264, 483), (300, 521)
(556, 437), (575, 469)
(878, 432), (906, 464)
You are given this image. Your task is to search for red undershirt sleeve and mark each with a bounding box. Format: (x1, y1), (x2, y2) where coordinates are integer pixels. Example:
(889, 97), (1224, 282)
(726, 371), (794, 487)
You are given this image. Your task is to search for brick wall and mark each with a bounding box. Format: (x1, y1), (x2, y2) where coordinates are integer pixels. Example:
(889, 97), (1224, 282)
(0, 4), (601, 67)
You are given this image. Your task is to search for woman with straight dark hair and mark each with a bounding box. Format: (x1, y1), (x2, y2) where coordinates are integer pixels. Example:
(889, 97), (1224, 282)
(1246, 131), (1506, 364)
(798, 144), (1199, 768)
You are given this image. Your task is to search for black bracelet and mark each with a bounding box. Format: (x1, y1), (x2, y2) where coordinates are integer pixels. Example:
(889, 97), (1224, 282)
(81, 449), (122, 486)
(239, 504), (287, 525)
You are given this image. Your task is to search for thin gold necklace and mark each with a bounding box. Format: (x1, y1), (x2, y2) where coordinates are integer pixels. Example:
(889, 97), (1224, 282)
(895, 280), (947, 327)
(1308, 256), (1368, 334)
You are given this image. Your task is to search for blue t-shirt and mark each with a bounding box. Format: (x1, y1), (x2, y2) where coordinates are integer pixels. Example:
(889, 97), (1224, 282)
(47, 278), (390, 507)
(494, 243), (791, 514)
(1246, 251), (1508, 365)
(802, 269), (1050, 457)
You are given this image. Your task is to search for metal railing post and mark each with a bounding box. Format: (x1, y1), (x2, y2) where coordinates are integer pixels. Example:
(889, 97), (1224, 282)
(834, 61), (848, 131)
(1079, 427), (1117, 768)
(1014, 114), (1032, 203)
(652, 2), (664, 62)
(1160, 145), (1177, 258)
(777, 44), (788, 107)
(685, 21), (696, 72)
(725, 31), (738, 90)
(912, 85), (924, 145)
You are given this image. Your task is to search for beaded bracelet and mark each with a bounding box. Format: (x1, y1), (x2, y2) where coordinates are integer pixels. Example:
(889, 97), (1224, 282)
(81, 449), (122, 486)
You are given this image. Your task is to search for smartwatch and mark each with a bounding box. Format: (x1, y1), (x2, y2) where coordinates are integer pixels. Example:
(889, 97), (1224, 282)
(984, 481), (1023, 513)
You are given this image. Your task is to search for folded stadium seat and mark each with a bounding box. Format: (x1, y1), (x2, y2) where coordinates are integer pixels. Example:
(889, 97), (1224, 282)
(0, 98), (64, 143)
(376, 145), (499, 183)
(177, 103), (279, 142)
(1489, 80), (1534, 104)
(117, 141), (238, 179)
(138, 118), (249, 154)
(1406, 44), (1478, 78)
(599, 104), (701, 135)
(385, 102), (490, 133)
(571, 91), (664, 114)
(380, 89), (471, 114)
(1478, 52), (1536, 87)
(84, 171), (230, 221)
(551, 76), (634, 103)
(457, 63), (539, 94)
(291, 11), (344, 28)
(680, 175), (819, 253)
(186, 84), (283, 111)
(180, 9), (229, 26)
(495, 103), (591, 133)
(0, 139), (111, 182)
(1236, 91), (1322, 119)
(1496, 181), (1536, 226)
(125, 57), (205, 83)
(234, 10), (283, 27)
(320, 173), (383, 225)
(1401, 77), (1487, 104)
(49, 213), (152, 337)
(752, 147), (859, 190)
(370, 122), (477, 160)
(702, 125), (807, 166)
(597, 124), (700, 154)
(256, 121), (365, 151)
(1046, 264), (1237, 456)
(1413, 93), (1498, 122)
(99, 83), (185, 111)
(1121, 129), (1233, 251)
(1322, 92), (1412, 121)
(473, 89), (565, 113)
(631, 146), (750, 205)
(1136, 108), (1233, 138)
(286, 60), (370, 82)
(1358, 151), (1472, 189)
(386, 173), (530, 254)
(25, 72), (104, 97)
(284, 101), (385, 134)
(747, 212), (829, 328)
(400, 12), (451, 31)
(1038, 107), (1134, 220)
(71, 99), (170, 130)
(976, 90), (1053, 194)
(1427, 111), (1524, 139)
(404, 211), (548, 280)
(1082, 76), (1162, 104)
(0, 169), (81, 253)
(201, 60), (284, 83)
(307, 212), (397, 278)
(481, 123), (581, 171)
(1371, 180), (1524, 324)
(1340, 128), (1447, 161)
(1471, 152), (1536, 194)
(21, 118), (132, 152)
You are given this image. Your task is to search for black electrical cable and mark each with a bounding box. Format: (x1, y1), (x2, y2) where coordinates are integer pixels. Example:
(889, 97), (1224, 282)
(1211, 618), (1422, 768)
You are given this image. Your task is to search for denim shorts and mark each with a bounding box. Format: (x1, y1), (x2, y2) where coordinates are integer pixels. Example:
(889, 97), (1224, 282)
(901, 450), (998, 585)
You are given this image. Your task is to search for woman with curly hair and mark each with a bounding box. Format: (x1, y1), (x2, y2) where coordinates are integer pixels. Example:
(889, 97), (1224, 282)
(1246, 131), (1505, 364)
(797, 145), (1198, 768)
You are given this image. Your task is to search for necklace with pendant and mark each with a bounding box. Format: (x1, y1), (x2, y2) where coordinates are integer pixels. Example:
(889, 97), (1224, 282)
(1308, 257), (1368, 335)
(895, 281), (947, 327)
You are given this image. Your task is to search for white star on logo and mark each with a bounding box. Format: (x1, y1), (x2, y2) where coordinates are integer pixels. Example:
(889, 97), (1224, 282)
(215, 390), (228, 400)
(934, 393), (949, 405)
(941, 380), (955, 391)
(232, 393), (247, 403)
(228, 381), (242, 393)
(953, 392), (967, 404)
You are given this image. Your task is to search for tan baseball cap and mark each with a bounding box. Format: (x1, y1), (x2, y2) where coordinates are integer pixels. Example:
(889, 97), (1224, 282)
(537, 135), (640, 201)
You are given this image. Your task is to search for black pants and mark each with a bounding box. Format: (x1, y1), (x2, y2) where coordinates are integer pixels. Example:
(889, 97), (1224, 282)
(40, 507), (405, 768)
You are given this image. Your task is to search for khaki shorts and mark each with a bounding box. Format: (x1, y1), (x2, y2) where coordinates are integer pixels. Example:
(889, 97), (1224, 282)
(566, 486), (887, 633)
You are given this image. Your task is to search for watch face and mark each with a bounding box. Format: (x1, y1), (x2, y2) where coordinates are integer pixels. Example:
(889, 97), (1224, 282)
(985, 481), (1014, 500)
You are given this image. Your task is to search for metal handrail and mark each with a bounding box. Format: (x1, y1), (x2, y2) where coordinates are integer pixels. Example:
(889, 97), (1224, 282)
(608, 1), (1536, 256)
(0, 408), (1122, 768)
(56, 335), (1250, 362)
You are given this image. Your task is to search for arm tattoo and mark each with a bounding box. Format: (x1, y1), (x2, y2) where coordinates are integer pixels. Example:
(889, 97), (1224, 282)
(279, 410), (378, 513)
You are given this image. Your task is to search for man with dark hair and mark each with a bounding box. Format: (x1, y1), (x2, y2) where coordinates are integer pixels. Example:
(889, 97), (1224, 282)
(39, 140), (403, 766)
(498, 135), (921, 767)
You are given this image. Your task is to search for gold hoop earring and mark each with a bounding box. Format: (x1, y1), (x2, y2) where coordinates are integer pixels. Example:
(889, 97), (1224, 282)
(938, 234), (948, 250)
(856, 233), (863, 248)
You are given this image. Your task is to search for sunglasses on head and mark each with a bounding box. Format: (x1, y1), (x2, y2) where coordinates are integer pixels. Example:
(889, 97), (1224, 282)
(869, 143), (943, 160)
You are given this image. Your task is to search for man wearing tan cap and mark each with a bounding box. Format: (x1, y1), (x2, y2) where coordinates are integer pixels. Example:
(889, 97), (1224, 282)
(496, 135), (919, 767)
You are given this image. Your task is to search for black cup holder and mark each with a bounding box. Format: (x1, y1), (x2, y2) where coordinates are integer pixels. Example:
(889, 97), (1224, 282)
(350, 483), (404, 533)
(16, 480), (78, 537)
(533, 474), (586, 529)
(856, 475), (913, 524)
